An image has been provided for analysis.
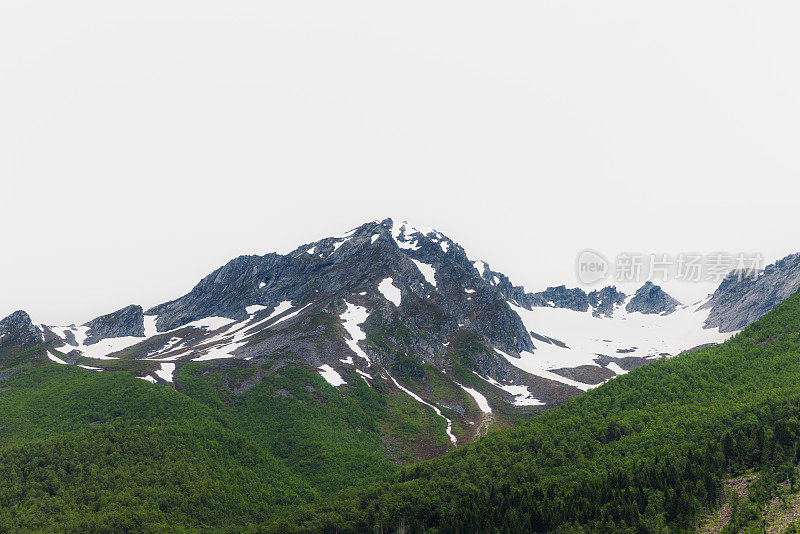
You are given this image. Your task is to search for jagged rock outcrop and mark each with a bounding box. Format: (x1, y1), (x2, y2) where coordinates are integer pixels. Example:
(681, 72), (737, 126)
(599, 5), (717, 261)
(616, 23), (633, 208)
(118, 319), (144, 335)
(530, 286), (590, 312)
(146, 219), (535, 368)
(0, 310), (40, 348)
(625, 282), (680, 315)
(702, 253), (800, 332)
(83, 305), (145, 345)
(588, 286), (627, 317)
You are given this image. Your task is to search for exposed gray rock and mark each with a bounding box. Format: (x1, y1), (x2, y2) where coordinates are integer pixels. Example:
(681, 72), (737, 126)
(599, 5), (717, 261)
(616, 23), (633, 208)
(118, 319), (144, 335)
(39, 216), (797, 417)
(625, 282), (680, 315)
(0, 310), (40, 348)
(588, 286), (627, 317)
(702, 253), (800, 332)
(83, 305), (144, 345)
(529, 286), (590, 312)
(145, 218), (535, 376)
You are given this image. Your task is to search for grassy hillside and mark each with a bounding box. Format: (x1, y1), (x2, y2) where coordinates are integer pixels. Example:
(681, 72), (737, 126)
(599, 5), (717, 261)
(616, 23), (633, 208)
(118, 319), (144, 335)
(0, 366), (317, 531)
(0, 351), (457, 531)
(4, 289), (800, 532)
(277, 289), (800, 532)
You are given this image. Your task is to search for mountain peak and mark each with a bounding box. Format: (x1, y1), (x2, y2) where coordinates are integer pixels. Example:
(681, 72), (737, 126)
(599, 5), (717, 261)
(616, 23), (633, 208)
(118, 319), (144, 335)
(83, 304), (144, 345)
(0, 310), (41, 350)
(625, 281), (680, 315)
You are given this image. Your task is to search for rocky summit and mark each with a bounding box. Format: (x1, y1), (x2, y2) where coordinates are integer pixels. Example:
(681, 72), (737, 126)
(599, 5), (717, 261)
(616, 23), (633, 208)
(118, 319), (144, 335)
(702, 253), (800, 332)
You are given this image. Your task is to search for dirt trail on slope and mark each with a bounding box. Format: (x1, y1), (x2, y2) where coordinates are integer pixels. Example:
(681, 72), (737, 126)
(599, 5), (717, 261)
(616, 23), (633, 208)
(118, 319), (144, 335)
(698, 473), (757, 534)
(763, 481), (800, 533)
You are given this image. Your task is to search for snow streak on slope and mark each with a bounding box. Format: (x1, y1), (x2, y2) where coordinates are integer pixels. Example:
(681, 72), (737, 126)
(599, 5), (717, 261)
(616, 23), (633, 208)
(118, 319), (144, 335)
(47, 351), (68, 365)
(191, 301), (305, 362)
(473, 372), (544, 406)
(455, 382), (491, 413)
(48, 300), (312, 364)
(387, 373), (457, 445)
(495, 347), (597, 392)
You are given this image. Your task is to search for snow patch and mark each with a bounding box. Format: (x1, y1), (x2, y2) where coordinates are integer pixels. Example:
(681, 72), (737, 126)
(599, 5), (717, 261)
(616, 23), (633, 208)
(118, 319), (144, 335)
(155, 363), (175, 383)
(190, 301), (304, 362)
(411, 259), (437, 287)
(494, 347), (596, 392)
(378, 277), (402, 307)
(341, 301), (371, 363)
(318, 364), (346, 386)
(76, 335), (141, 360)
(245, 305), (268, 315)
(143, 315), (158, 337)
(268, 302), (312, 328)
(391, 223), (421, 251)
(473, 373), (544, 406)
(456, 382), (491, 413)
(499, 384), (545, 406)
(183, 316), (236, 331)
(606, 362), (628, 375)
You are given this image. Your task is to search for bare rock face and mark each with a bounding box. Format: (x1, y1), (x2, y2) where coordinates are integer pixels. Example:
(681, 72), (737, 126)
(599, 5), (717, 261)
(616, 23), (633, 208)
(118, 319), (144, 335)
(588, 286), (627, 317)
(83, 305), (144, 345)
(702, 253), (800, 333)
(529, 286), (590, 312)
(31, 216), (800, 421)
(0, 310), (40, 348)
(625, 282), (680, 315)
(145, 218), (536, 375)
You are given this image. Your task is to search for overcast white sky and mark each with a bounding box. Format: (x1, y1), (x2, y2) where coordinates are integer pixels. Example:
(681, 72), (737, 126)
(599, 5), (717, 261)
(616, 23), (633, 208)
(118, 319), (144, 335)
(2, 1), (799, 325)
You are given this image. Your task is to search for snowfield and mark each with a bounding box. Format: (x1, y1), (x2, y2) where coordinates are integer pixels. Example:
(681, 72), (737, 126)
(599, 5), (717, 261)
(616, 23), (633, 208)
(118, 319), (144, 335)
(509, 298), (733, 369)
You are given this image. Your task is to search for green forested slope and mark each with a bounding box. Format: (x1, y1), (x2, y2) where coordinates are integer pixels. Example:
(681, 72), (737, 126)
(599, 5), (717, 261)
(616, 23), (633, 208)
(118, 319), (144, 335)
(0, 366), (314, 531)
(3, 289), (800, 532)
(278, 290), (800, 533)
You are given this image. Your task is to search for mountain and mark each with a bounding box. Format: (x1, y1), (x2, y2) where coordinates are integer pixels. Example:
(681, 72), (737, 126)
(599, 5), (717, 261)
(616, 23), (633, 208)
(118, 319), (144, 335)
(701, 252), (800, 332)
(279, 276), (800, 532)
(0, 310), (49, 370)
(2, 218), (800, 531)
(4, 219), (799, 457)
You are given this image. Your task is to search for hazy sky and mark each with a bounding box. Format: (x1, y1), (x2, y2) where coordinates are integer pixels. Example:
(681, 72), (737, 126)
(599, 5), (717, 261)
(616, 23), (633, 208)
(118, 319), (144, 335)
(2, 1), (799, 325)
